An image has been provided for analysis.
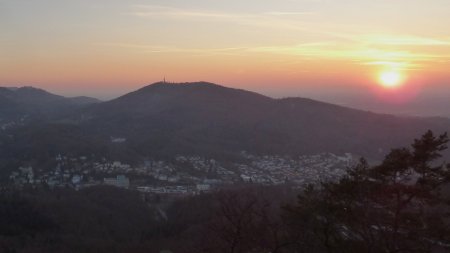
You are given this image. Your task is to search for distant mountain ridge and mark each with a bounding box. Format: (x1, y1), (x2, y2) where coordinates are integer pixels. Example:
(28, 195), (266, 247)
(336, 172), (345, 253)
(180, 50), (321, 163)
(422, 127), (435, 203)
(69, 96), (102, 105)
(73, 81), (450, 160)
(0, 86), (100, 121)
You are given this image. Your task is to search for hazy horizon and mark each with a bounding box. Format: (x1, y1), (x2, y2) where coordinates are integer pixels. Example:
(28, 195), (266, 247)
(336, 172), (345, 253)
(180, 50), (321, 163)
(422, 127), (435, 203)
(3, 80), (450, 118)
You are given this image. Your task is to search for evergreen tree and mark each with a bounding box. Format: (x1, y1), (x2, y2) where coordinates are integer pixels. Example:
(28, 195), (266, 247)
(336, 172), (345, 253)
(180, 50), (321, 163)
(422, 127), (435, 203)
(284, 131), (450, 253)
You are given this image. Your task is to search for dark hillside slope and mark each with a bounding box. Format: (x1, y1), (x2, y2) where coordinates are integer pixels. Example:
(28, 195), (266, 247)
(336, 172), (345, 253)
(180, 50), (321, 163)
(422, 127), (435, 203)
(77, 82), (450, 159)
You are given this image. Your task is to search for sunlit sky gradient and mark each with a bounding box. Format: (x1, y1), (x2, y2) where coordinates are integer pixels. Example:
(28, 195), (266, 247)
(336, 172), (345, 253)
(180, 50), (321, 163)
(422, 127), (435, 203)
(1, 0), (450, 113)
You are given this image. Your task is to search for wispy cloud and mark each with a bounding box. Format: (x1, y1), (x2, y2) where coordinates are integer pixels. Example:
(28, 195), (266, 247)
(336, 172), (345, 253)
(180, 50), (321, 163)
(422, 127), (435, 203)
(263, 11), (316, 16)
(110, 5), (450, 71)
(128, 4), (317, 18)
(96, 38), (450, 70)
(129, 5), (238, 19)
(125, 4), (324, 35)
(126, 4), (450, 49)
(250, 41), (450, 70)
(364, 35), (450, 46)
(95, 42), (250, 56)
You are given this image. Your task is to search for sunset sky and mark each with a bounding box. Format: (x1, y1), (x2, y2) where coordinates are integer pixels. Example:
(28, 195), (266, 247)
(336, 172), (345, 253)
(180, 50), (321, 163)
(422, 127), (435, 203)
(1, 0), (450, 107)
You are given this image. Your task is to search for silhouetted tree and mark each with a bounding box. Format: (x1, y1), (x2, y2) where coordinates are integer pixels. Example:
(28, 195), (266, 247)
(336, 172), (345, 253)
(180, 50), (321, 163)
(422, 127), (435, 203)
(197, 187), (292, 253)
(284, 131), (450, 253)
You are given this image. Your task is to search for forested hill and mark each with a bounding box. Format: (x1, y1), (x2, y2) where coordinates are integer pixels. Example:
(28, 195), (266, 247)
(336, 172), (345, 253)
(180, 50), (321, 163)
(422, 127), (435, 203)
(76, 81), (450, 159)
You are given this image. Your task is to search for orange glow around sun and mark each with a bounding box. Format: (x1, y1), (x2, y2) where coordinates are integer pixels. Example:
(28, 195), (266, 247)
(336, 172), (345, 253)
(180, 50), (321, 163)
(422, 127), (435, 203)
(378, 70), (404, 89)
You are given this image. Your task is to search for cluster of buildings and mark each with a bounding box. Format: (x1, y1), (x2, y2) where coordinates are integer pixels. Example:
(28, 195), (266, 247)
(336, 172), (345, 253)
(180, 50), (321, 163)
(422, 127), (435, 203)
(0, 116), (28, 131)
(1, 121), (16, 130)
(237, 152), (351, 185)
(8, 155), (131, 190)
(7, 152), (354, 195)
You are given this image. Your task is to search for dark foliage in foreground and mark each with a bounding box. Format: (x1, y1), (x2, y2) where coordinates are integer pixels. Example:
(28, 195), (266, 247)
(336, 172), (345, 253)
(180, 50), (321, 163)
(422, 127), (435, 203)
(282, 130), (450, 253)
(0, 131), (449, 253)
(0, 186), (156, 253)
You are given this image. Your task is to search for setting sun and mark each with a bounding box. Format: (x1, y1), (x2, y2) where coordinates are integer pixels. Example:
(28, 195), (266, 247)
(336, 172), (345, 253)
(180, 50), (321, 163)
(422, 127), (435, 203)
(379, 71), (403, 88)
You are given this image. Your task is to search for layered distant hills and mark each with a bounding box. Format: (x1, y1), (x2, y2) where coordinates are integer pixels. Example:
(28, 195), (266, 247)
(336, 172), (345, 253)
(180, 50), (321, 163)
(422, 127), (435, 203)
(1, 82), (449, 175)
(0, 86), (100, 121)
